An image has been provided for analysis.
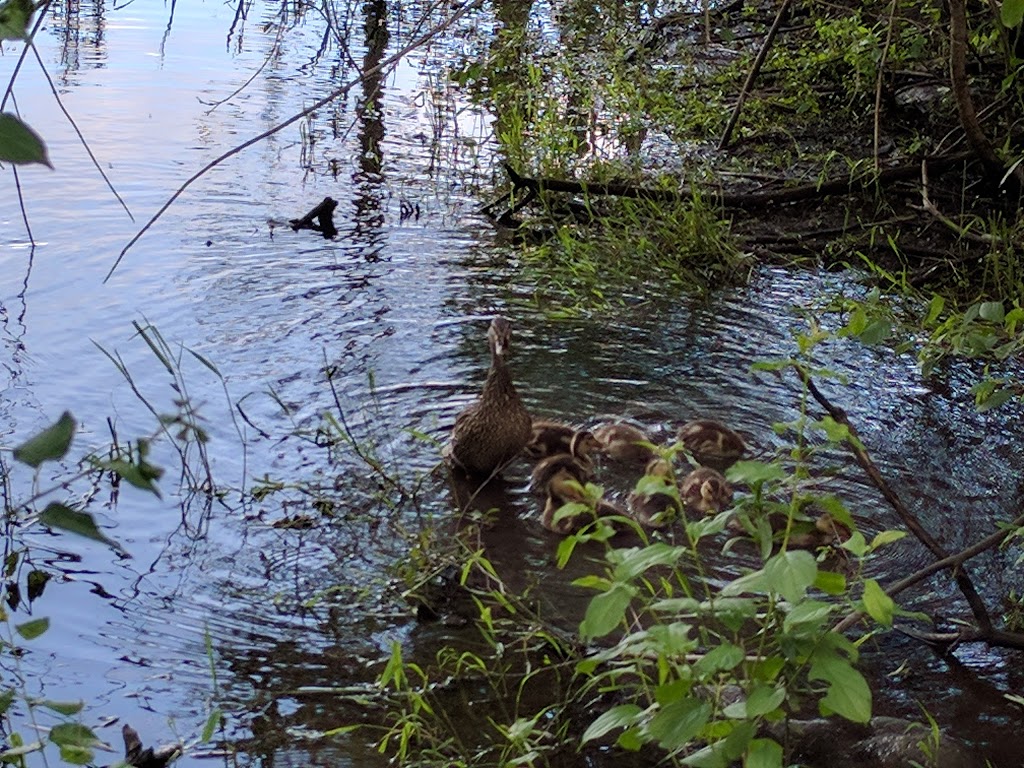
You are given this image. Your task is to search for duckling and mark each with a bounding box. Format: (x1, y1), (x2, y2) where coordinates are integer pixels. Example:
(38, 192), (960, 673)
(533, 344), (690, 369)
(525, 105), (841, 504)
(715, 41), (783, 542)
(526, 420), (600, 463)
(627, 457), (683, 528)
(679, 466), (733, 514)
(444, 316), (533, 478)
(787, 513), (852, 550)
(541, 464), (625, 534)
(677, 419), (746, 470)
(592, 422), (656, 463)
(530, 452), (591, 494)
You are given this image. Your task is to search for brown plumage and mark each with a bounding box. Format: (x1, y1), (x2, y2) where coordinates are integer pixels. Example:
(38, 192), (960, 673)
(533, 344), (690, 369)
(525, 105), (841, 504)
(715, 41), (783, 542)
(592, 422), (656, 463)
(628, 457), (683, 528)
(526, 420), (600, 464)
(787, 513), (852, 550)
(677, 419), (746, 470)
(530, 452), (591, 494)
(540, 466), (624, 534)
(444, 316), (532, 478)
(679, 466), (733, 514)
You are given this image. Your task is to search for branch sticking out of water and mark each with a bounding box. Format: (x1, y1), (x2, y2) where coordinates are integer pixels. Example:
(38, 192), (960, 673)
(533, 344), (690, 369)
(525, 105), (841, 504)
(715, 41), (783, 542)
(105, 0), (483, 283)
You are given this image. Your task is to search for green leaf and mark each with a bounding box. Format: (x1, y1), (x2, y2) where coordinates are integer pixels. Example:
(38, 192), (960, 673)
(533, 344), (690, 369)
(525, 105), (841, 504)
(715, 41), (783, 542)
(979, 301), (1005, 323)
(858, 318), (891, 345)
(581, 704), (642, 743)
(612, 543), (686, 581)
(763, 550), (818, 603)
(813, 569), (847, 595)
(861, 578), (895, 628)
(15, 617), (49, 640)
(580, 583), (636, 639)
(13, 412), (75, 467)
(38, 503), (125, 553)
(683, 720), (755, 767)
(783, 600), (833, 635)
(725, 460), (786, 486)
(647, 698), (711, 750)
(49, 723), (100, 749)
(0, 0), (34, 41)
(745, 684), (785, 717)
(26, 569), (50, 601)
(977, 387), (1014, 413)
(0, 688), (14, 714)
(809, 652), (872, 723)
(746, 738), (784, 768)
(0, 112), (51, 166)
(36, 699), (84, 716)
(694, 643), (745, 680)
(58, 744), (94, 765)
(100, 457), (164, 497)
(923, 294), (945, 325)
(868, 530), (906, 551)
(201, 708), (222, 742)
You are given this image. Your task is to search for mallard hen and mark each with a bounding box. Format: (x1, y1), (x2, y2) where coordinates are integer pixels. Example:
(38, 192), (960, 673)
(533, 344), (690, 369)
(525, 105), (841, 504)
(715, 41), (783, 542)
(526, 420), (600, 464)
(628, 457), (683, 528)
(592, 422), (656, 463)
(677, 419), (745, 470)
(444, 316), (533, 478)
(679, 466), (733, 514)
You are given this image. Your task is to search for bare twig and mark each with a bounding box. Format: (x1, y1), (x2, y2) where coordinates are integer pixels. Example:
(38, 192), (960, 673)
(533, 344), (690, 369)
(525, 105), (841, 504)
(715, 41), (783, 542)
(718, 0), (793, 150)
(798, 370), (994, 634)
(873, 0), (897, 172)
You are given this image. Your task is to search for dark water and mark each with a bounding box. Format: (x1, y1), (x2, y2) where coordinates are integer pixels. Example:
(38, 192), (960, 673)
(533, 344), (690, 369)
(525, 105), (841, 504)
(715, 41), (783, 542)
(1, 2), (1022, 766)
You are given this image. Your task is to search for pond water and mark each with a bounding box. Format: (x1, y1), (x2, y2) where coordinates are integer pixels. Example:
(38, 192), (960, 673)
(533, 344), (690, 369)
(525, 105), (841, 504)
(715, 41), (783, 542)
(1, 2), (1022, 766)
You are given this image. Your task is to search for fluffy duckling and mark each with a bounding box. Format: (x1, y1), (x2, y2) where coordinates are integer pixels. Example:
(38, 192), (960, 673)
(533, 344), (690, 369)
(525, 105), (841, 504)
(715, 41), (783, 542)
(787, 513), (852, 550)
(627, 457), (683, 528)
(679, 466), (733, 514)
(541, 466), (624, 534)
(444, 316), (533, 478)
(592, 422), (656, 463)
(530, 452), (591, 494)
(526, 420), (600, 464)
(677, 419), (746, 470)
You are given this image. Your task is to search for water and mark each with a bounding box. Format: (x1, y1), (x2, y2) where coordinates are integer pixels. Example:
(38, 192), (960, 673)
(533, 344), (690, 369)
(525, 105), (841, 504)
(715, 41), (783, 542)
(1, 2), (1022, 766)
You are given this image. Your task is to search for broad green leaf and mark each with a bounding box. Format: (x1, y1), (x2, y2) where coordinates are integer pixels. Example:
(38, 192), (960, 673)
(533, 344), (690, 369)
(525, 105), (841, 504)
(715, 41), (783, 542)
(923, 294), (945, 325)
(813, 569), (847, 595)
(581, 704), (642, 743)
(58, 744), (93, 765)
(720, 567), (769, 598)
(683, 720), (755, 767)
(0, 0), (34, 41)
(745, 684), (785, 717)
(27, 569), (50, 601)
(861, 578), (895, 628)
(0, 688), (14, 714)
(13, 411), (74, 467)
(612, 543), (686, 581)
(650, 597), (701, 614)
(763, 550), (817, 603)
(725, 460), (786, 486)
(15, 617), (49, 640)
(38, 503), (125, 553)
(35, 699), (84, 716)
(809, 652), (872, 723)
(0, 112), (50, 166)
(694, 643), (745, 680)
(783, 600), (833, 635)
(858, 318), (891, 345)
(645, 622), (697, 656)
(48, 723), (99, 749)
(746, 737), (784, 768)
(979, 301), (1005, 323)
(580, 583), (636, 639)
(977, 387), (1014, 413)
(647, 698), (711, 750)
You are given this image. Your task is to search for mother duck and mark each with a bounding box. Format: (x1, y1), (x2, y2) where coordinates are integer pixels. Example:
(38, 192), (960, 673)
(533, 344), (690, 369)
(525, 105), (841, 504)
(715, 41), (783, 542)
(444, 316), (532, 478)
